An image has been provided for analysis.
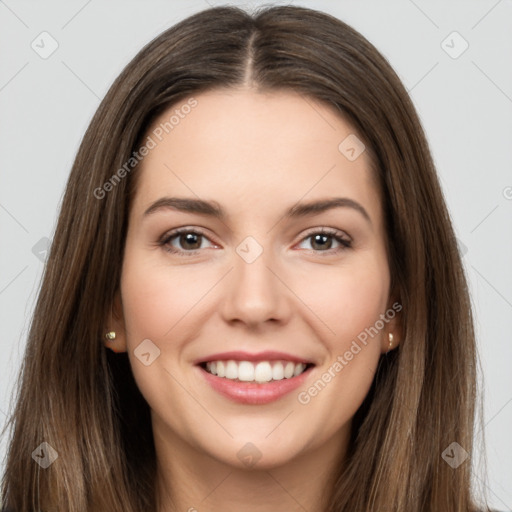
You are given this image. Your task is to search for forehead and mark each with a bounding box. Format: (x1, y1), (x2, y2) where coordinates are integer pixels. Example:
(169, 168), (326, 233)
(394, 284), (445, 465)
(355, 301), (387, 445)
(132, 88), (379, 221)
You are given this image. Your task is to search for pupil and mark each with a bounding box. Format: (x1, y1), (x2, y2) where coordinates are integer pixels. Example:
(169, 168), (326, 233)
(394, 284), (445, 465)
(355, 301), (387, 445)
(312, 234), (331, 250)
(182, 233), (200, 250)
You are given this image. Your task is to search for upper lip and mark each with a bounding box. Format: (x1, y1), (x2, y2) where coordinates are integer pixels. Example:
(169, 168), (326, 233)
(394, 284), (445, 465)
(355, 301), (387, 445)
(193, 350), (315, 366)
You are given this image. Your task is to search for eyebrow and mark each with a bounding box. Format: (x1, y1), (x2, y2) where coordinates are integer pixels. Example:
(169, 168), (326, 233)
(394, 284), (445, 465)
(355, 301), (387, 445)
(143, 196), (372, 225)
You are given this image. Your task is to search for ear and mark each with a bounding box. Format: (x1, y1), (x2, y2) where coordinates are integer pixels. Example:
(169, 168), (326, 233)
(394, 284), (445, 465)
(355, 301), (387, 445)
(103, 291), (127, 353)
(381, 296), (403, 354)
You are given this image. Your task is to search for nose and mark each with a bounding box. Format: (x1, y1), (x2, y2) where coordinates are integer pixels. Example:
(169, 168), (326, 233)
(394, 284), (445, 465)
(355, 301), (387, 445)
(219, 244), (292, 329)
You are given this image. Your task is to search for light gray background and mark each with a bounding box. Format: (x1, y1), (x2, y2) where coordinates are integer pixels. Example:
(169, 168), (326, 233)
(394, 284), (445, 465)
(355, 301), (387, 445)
(1, 0), (511, 509)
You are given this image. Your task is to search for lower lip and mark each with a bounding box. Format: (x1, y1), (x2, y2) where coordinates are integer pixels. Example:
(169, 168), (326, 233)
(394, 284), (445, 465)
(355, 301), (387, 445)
(197, 364), (314, 405)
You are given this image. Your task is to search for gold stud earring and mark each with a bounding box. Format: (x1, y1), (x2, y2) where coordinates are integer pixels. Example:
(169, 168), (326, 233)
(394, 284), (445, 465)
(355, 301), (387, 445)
(105, 331), (122, 353)
(388, 332), (394, 351)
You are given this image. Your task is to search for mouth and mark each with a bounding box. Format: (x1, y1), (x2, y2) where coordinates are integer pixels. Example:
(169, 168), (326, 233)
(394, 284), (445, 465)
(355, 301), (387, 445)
(195, 357), (316, 405)
(198, 360), (315, 383)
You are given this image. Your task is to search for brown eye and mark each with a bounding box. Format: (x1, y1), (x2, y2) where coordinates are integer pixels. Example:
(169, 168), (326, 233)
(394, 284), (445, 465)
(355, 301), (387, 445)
(160, 228), (214, 255)
(310, 233), (334, 251)
(298, 228), (352, 253)
(175, 232), (203, 251)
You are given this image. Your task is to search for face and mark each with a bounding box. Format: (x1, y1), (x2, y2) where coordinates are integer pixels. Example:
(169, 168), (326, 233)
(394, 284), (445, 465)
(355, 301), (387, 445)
(110, 88), (400, 471)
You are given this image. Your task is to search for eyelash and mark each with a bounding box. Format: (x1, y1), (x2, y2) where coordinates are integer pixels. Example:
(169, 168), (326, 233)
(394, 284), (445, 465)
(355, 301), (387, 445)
(158, 227), (352, 257)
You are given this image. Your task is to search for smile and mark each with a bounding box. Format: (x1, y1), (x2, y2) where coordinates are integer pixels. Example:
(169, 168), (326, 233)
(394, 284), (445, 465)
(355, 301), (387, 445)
(202, 359), (311, 382)
(196, 359), (315, 405)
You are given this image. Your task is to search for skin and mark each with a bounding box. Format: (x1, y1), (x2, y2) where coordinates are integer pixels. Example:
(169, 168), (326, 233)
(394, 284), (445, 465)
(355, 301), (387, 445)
(108, 88), (401, 512)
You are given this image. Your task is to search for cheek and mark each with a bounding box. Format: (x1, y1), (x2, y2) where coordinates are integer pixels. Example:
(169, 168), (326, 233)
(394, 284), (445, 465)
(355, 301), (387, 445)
(295, 256), (390, 350)
(293, 259), (389, 432)
(120, 250), (205, 344)
(119, 249), (206, 417)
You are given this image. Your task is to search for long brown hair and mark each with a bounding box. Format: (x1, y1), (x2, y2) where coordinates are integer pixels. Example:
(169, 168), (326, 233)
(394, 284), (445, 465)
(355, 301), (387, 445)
(1, 5), (489, 511)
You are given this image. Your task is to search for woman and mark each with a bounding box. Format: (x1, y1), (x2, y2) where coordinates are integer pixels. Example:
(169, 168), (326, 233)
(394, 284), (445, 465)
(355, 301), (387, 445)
(0, 5), (494, 511)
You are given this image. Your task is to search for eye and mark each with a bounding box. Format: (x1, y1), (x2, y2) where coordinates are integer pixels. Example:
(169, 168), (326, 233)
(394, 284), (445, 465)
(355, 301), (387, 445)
(159, 227), (352, 257)
(159, 228), (215, 256)
(296, 228), (352, 254)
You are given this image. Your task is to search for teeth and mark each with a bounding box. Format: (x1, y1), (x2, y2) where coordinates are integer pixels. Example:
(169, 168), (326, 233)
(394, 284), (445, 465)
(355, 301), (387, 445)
(254, 361), (272, 382)
(284, 361), (295, 378)
(272, 362), (284, 381)
(226, 360), (238, 379)
(238, 361), (255, 381)
(204, 360), (308, 382)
